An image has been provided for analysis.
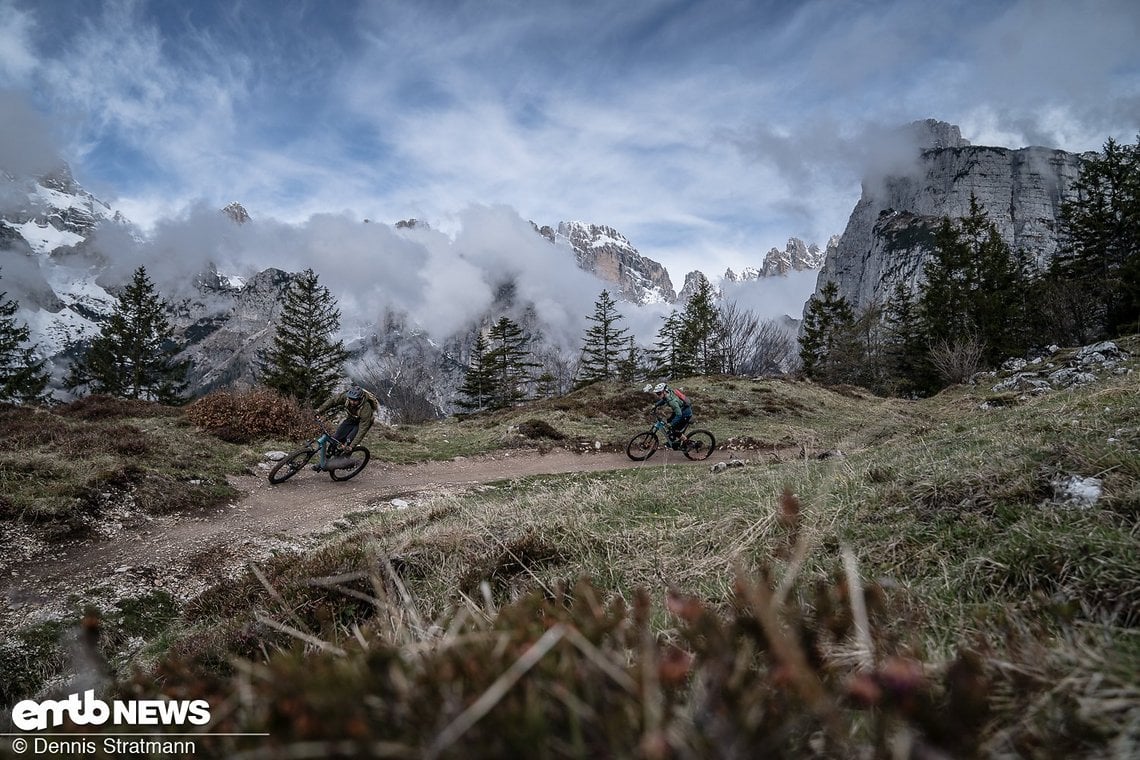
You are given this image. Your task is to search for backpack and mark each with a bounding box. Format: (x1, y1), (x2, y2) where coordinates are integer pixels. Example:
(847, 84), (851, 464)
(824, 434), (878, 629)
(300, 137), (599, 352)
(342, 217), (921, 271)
(360, 387), (381, 410)
(672, 387), (691, 409)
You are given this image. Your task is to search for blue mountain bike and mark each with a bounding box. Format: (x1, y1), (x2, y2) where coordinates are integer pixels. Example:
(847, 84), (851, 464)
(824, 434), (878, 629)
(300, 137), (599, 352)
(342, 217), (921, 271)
(626, 412), (715, 462)
(268, 417), (371, 484)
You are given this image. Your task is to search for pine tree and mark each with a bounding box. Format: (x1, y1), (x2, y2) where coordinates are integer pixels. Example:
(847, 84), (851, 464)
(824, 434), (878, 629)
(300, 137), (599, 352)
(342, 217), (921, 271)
(66, 265), (187, 402)
(918, 195), (1023, 365)
(616, 336), (642, 384)
(680, 275), (724, 375)
(1053, 136), (1140, 336)
(798, 281), (855, 382)
(0, 272), (49, 404)
(485, 316), (537, 409)
(577, 290), (630, 386)
(881, 281), (929, 393)
(257, 268), (348, 409)
(456, 331), (494, 411)
(651, 311), (688, 379)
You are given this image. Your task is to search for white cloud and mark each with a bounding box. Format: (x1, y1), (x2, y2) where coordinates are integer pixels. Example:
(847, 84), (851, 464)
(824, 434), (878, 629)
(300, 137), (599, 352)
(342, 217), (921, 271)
(0, 1), (37, 84)
(4, 0), (1139, 316)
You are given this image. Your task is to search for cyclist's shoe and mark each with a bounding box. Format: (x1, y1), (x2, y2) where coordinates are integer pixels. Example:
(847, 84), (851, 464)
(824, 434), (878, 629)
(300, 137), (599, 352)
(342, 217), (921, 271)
(311, 464), (322, 472)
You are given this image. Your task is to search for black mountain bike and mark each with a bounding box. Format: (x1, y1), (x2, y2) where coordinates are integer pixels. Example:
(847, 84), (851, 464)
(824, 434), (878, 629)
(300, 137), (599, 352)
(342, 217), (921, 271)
(268, 417), (371, 485)
(626, 413), (716, 462)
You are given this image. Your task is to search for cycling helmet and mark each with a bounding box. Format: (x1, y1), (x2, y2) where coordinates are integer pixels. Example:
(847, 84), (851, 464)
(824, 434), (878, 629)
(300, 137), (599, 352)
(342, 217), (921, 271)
(652, 382), (667, 393)
(346, 385), (364, 401)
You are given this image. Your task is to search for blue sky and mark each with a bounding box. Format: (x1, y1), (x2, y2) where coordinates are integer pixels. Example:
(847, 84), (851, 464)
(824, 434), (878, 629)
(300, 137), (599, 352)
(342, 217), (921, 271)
(2, 0), (1139, 285)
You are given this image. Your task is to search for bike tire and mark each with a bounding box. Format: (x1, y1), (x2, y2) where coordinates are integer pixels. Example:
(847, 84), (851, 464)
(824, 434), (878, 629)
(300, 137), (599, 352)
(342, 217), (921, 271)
(626, 432), (659, 461)
(268, 447), (315, 484)
(683, 430), (716, 461)
(329, 446), (370, 481)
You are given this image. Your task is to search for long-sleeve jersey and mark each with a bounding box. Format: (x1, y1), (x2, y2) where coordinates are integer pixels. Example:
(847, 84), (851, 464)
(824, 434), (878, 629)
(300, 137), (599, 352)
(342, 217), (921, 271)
(653, 390), (688, 424)
(317, 391), (376, 448)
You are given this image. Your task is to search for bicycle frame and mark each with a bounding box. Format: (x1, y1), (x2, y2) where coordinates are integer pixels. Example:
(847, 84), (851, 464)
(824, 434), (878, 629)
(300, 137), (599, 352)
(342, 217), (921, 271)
(626, 411), (716, 462)
(313, 417), (340, 470)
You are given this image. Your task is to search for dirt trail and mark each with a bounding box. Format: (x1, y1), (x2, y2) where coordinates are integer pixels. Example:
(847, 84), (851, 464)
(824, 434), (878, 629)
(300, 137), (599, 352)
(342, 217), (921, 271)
(1, 447), (738, 629)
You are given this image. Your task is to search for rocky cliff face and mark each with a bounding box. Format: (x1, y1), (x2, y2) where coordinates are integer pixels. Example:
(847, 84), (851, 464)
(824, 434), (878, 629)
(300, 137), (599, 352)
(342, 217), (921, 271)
(812, 120), (1087, 314)
(551, 221), (676, 304)
(724, 237), (833, 282)
(169, 266), (293, 393)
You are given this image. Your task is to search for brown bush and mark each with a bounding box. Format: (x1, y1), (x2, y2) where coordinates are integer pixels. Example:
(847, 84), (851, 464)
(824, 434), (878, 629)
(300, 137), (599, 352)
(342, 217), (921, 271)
(184, 389), (314, 443)
(61, 394), (177, 420)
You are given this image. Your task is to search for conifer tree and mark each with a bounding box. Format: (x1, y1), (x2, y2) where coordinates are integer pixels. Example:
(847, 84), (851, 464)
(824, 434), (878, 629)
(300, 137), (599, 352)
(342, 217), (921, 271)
(456, 331), (494, 411)
(257, 268), (348, 409)
(1053, 135), (1140, 336)
(0, 271), (49, 404)
(485, 316), (536, 408)
(882, 281), (930, 393)
(680, 275), (724, 375)
(577, 290), (630, 386)
(66, 265), (187, 402)
(616, 335), (642, 384)
(651, 311), (688, 379)
(918, 195), (1023, 365)
(798, 281), (855, 381)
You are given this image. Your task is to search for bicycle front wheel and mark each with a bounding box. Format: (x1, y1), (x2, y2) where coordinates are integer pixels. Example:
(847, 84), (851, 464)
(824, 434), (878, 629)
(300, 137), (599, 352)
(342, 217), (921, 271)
(683, 430), (716, 461)
(268, 447), (314, 484)
(329, 446), (370, 481)
(626, 432), (659, 461)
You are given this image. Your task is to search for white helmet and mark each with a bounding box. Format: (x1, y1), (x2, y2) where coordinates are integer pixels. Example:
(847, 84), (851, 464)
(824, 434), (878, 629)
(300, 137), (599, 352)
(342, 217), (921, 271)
(652, 382), (667, 393)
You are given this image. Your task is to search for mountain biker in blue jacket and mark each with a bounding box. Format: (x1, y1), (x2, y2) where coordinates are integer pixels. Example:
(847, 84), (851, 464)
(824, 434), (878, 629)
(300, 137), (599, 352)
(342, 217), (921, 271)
(645, 382), (692, 448)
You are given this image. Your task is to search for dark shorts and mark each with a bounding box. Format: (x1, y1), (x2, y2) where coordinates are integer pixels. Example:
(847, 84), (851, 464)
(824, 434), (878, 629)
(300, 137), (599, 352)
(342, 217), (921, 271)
(334, 419), (359, 447)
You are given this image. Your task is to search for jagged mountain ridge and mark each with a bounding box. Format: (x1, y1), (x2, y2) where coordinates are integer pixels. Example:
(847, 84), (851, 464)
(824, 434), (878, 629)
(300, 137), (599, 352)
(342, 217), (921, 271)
(3, 166), (825, 404)
(532, 221), (677, 305)
(811, 119), (1088, 315)
(724, 236), (834, 283)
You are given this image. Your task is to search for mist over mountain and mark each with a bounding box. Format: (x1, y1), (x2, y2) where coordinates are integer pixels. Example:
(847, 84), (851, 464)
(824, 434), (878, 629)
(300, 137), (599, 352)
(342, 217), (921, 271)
(1, 151), (827, 404)
(812, 119), (1089, 314)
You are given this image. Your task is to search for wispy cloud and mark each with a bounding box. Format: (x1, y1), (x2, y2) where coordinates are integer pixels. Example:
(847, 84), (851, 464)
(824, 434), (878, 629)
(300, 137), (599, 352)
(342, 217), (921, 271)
(2, 0), (1138, 295)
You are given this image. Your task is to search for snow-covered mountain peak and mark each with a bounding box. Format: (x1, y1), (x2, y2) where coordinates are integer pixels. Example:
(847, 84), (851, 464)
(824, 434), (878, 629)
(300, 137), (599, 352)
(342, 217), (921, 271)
(552, 221), (676, 305)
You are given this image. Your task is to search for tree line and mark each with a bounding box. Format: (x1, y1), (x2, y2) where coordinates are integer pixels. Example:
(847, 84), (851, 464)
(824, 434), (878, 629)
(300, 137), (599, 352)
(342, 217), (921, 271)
(453, 279), (798, 411)
(0, 257), (797, 414)
(2, 135), (1131, 409)
(799, 135), (1140, 395)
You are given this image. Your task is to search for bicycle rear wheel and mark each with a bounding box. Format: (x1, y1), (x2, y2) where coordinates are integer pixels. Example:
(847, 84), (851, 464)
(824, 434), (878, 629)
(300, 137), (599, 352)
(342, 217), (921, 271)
(329, 446), (370, 481)
(268, 447), (314, 484)
(626, 432), (659, 461)
(682, 430), (715, 461)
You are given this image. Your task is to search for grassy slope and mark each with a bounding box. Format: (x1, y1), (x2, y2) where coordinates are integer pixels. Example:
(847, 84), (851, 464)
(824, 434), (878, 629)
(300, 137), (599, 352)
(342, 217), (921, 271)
(2, 346), (1138, 756)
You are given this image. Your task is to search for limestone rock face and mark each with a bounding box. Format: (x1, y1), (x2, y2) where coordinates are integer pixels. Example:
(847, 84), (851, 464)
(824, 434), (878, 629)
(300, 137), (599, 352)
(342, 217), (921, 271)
(677, 271), (710, 304)
(812, 120), (1087, 314)
(555, 221), (676, 304)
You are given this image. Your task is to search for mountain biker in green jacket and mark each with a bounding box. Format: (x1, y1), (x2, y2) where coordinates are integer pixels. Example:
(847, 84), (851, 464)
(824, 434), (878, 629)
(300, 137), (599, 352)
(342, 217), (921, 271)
(317, 385), (377, 450)
(645, 382), (692, 448)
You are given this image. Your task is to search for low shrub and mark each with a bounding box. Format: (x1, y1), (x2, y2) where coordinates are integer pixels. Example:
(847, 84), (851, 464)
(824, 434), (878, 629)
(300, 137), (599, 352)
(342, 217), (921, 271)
(61, 395), (178, 421)
(185, 389), (313, 443)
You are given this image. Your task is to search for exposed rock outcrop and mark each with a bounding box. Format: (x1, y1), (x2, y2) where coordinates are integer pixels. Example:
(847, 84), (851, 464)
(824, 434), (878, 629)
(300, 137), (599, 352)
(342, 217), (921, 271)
(725, 237), (833, 282)
(554, 221), (676, 304)
(811, 120), (1088, 314)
